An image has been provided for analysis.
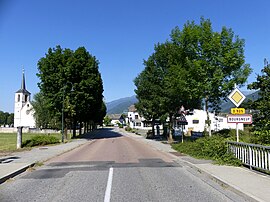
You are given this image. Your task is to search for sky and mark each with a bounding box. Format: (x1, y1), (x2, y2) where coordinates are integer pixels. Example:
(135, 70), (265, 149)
(0, 0), (269, 113)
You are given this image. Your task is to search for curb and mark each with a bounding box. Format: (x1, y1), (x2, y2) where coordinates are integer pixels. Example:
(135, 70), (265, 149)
(175, 158), (260, 202)
(0, 162), (35, 185)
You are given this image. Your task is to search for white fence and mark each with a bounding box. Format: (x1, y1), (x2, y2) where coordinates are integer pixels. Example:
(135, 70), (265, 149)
(227, 141), (270, 172)
(0, 127), (60, 134)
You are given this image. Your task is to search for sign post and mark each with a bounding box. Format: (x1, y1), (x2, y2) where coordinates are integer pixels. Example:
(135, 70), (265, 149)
(227, 85), (251, 142)
(177, 113), (188, 143)
(17, 127), (23, 149)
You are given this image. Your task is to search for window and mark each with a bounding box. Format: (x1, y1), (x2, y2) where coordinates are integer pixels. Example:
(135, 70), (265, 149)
(143, 122), (152, 127)
(25, 95), (28, 102)
(193, 120), (199, 124)
(135, 122), (141, 126)
(135, 115), (139, 119)
(218, 118), (223, 122)
(17, 95), (20, 102)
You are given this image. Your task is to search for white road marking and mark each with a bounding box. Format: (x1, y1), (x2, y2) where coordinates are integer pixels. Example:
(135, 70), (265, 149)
(104, 167), (113, 202)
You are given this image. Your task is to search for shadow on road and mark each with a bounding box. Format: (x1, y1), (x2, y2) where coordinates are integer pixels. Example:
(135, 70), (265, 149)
(76, 127), (123, 140)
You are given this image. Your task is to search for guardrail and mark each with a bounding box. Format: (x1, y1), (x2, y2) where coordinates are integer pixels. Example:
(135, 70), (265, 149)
(227, 141), (270, 172)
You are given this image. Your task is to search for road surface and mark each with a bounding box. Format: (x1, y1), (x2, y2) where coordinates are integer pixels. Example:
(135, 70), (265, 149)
(0, 128), (247, 202)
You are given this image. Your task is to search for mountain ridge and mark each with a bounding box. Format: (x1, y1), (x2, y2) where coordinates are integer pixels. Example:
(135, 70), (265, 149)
(106, 90), (259, 114)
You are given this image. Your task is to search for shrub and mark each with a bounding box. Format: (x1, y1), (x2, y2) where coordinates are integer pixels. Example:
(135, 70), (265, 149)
(251, 130), (270, 145)
(23, 135), (60, 147)
(125, 126), (132, 132)
(172, 135), (242, 166)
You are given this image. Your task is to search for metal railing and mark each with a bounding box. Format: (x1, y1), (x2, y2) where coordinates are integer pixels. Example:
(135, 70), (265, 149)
(227, 141), (270, 172)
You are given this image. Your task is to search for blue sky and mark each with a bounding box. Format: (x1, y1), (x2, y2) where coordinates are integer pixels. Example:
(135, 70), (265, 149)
(0, 0), (269, 113)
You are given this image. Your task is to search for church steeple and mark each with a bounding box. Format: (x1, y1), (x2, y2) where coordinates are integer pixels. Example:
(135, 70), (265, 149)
(21, 68), (26, 90)
(16, 69), (30, 94)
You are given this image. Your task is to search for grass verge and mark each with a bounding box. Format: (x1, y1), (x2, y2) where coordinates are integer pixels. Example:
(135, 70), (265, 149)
(0, 133), (71, 152)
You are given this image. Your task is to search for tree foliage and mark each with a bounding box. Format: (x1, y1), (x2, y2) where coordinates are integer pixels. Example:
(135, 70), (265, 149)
(36, 46), (105, 136)
(134, 18), (251, 139)
(0, 111), (14, 126)
(248, 61), (270, 132)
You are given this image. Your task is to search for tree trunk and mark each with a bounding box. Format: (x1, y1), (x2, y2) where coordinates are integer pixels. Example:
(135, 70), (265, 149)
(79, 121), (82, 136)
(205, 97), (212, 137)
(72, 119), (76, 138)
(168, 114), (174, 143)
(151, 119), (155, 138)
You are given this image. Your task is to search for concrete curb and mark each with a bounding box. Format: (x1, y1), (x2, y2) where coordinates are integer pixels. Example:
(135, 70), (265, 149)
(0, 162), (35, 184)
(176, 158), (259, 202)
(0, 139), (89, 185)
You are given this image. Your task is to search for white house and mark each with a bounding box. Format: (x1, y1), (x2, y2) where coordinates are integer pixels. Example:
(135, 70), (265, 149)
(127, 105), (243, 135)
(107, 114), (125, 126)
(14, 70), (36, 128)
(127, 105), (162, 131)
(176, 109), (243, 134)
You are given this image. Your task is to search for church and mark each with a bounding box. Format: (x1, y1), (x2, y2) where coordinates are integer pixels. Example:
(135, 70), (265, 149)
(14, 71), (36, 128)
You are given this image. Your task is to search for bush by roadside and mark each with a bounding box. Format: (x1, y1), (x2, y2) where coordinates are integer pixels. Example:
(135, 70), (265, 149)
(172, 135), (242, 166)
(22, 135), (60, 147)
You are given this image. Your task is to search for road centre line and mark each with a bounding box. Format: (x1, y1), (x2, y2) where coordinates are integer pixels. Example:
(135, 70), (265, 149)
(104, 167), (113, 202)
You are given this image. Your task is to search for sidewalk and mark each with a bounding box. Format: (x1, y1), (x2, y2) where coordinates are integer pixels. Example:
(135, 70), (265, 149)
(0, 138), (88, 184)
(119, 128), (270, 202)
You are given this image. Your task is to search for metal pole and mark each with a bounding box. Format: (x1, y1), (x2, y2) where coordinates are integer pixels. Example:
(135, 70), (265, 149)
(181, 125), (184, 143)
(236, 123), (239, 142)
(62, 90), (64, 143)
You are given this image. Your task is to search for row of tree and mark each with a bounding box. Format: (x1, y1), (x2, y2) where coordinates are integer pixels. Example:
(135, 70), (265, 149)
(0, 111), (14, 126)
(33, 46), (106, 137)
(134, 18), (252, 140)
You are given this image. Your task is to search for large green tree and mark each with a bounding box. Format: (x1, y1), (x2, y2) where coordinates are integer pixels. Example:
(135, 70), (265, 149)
(135, 18), (251, 140)
(134, 53), (167, 137)
(170, 18), (251, 135)
(32, 92), (60, 129)
(36, 46), (104, 137)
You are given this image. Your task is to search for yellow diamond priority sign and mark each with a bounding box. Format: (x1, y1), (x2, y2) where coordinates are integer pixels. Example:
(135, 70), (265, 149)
(228, 88), (246, 107)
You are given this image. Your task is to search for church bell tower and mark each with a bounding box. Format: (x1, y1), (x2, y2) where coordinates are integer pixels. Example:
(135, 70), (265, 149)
(14, 69), (31, 127)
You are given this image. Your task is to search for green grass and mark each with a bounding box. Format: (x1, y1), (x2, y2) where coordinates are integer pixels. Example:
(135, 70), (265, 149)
(0, 133), (72, 151)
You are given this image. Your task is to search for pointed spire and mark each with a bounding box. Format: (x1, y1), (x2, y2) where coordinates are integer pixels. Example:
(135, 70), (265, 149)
(21, 68), (26, 90)
(16, 67), (30, 94)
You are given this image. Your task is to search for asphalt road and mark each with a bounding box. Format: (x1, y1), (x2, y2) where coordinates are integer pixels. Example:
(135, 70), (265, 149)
(0, 128), (247, 202)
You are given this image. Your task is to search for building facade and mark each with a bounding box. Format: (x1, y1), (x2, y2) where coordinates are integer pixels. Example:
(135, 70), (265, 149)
(14, 71), (36, 128)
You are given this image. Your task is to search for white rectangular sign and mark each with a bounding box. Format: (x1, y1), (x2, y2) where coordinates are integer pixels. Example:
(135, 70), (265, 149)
(227, 114), (252, 124)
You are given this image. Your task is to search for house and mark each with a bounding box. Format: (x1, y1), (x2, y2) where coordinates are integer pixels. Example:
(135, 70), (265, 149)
(127, 105), (162, 132)
(14, 70), (36, 128)
(175, 109), (243, 134)
(107, 114), (125, 126)
(127, 105), (243, 135)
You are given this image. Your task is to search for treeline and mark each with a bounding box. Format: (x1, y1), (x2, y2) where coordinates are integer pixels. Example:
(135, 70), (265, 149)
(134, 18), (252, 139)
(33, 46), (106, 137)
(0, 111), (14, 126)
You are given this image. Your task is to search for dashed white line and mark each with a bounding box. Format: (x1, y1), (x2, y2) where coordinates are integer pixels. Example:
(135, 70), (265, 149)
(104, 167), (113, 202)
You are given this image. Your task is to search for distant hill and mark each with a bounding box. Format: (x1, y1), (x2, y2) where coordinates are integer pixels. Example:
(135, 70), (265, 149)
(106, 90), (259, 114)
(106, 95), (138, 114)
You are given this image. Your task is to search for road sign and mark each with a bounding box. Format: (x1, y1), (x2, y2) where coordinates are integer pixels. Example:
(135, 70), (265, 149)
(227, 114), (252, 124)
(228, 88), (246, 107)
(177, 114), (188, 125)
(231, 108), (245, 115)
